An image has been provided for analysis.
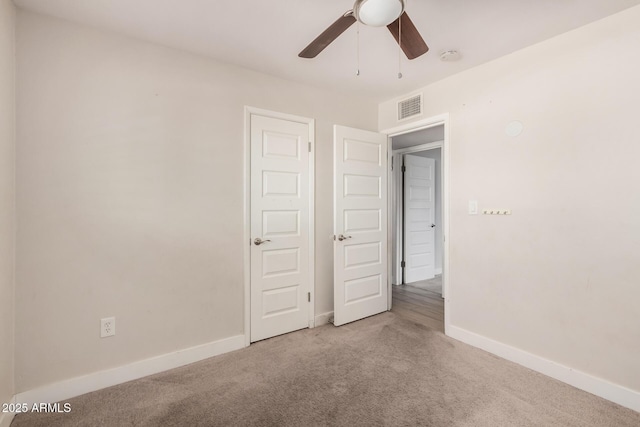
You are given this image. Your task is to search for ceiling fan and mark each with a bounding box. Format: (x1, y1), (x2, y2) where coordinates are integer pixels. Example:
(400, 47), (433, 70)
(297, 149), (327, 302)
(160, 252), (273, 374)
(299, 0), (428, 60)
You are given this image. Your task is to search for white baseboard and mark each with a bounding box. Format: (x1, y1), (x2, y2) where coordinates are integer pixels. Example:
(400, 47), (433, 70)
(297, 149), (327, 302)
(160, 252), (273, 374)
(448, 325), (640, 413)
(14, 334), (246, 406)
(0, 394), (17, 427)
(0, 410), (15, 427)
(315, 311), (334, 327)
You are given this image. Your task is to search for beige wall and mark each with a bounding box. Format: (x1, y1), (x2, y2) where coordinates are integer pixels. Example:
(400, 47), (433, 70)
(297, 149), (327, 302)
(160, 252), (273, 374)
(381, 5), (640, 392)
(0, 0), (15, 410)
(15, 11), (377, 392)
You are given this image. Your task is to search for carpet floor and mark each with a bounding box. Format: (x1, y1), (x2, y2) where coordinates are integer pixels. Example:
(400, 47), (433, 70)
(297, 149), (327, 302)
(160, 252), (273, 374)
(12, 312), (640, 426)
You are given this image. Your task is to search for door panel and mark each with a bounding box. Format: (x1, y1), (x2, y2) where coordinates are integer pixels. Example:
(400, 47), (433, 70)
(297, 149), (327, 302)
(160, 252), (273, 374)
(403, 154), (435, 283)
(262, 211), (299, 237)
(251, 115), (310, 342)
(345, 274), (382, 303)
(344, 174), (381, 197)
(344, 242), (381, 269)
(344, 209), (381, 233)
(334, 125), (388, 326)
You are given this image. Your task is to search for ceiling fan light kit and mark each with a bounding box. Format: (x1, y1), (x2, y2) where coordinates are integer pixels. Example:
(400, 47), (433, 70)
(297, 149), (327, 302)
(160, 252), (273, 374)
(354, 0), (405, 27)
(298, 0), (428, 61)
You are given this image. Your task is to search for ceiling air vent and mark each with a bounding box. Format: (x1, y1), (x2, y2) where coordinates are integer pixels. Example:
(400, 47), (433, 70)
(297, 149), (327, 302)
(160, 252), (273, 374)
(397, 94), (422, 121)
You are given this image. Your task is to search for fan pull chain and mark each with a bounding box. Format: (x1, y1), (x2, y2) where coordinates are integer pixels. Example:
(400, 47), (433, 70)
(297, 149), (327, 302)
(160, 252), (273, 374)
(398, 12), (403, 79)
(356, 20), (361, 76)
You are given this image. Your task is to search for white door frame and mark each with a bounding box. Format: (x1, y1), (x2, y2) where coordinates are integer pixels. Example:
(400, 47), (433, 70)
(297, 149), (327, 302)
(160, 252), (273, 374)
(243, 106), (316, 347)
(392, 141), (443, 286)
(381, 113), (451, 335)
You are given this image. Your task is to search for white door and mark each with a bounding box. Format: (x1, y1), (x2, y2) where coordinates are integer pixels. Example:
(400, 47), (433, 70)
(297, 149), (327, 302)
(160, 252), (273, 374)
(250, 114), (311, 342)
(403, 154), (435, 283)
(333, 125), (388, 326)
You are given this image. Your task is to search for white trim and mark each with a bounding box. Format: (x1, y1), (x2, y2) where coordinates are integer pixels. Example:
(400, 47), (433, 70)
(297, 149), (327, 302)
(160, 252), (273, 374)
(382, 113), (450, 138)
(14, 335), (245, 406)
(0, 406), (16, 427)
(448, 325), (640, 413)
(314, 311), (334, 327)
(0, 414), (14, 427)
(387, 137), (393, 309)
(442, 118), (451, 334)
(391, 140), (444, 286)
(243, 107), (316, 344)
(308, 120), (316, 329)
(391, 154), (403, 286)
(243, 108), (251, 347)
(381, 114), (451, 335)
(434, 268), (443, 275)
(393, 141), (443, 155)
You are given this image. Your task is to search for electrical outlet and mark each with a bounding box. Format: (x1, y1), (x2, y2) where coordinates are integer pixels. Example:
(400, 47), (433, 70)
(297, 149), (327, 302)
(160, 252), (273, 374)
(101, 317), (116, 338)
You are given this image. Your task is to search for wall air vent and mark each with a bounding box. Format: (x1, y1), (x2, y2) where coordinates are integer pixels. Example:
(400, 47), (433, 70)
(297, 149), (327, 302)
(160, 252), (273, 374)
(397, 94), (422, 121)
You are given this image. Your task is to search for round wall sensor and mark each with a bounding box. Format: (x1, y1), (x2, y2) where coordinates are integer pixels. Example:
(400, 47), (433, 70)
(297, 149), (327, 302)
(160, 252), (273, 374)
(505, 121), (524, 137)
(439, 50), (461, 61)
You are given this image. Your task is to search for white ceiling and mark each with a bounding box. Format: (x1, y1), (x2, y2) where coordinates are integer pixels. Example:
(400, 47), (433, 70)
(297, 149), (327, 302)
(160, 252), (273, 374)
(14, 0), (640, 101)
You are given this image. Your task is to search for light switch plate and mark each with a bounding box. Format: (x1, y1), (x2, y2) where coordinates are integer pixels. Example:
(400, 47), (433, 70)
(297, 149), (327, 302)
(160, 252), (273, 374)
(469, 200), (478, 215)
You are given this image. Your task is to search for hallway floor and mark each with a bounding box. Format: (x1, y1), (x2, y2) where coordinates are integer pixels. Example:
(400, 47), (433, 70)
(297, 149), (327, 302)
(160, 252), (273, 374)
(391, 275), (444, 332)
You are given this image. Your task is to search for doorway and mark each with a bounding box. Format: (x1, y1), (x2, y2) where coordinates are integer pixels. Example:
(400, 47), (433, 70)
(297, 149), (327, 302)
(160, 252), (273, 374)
(389, 125), (446, 331)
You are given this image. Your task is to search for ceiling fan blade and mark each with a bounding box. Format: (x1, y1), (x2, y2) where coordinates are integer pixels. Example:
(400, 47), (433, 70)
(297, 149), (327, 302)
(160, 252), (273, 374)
(387, 12), (429, 60)
(299, 12), (356, 59)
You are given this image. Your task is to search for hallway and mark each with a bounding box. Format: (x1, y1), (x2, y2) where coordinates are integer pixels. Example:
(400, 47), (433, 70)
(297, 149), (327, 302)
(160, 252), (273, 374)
(391, 275), (444, 332)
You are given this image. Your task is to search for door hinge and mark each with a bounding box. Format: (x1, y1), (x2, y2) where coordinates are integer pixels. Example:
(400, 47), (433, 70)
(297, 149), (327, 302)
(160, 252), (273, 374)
(401, 261), (406, 268)
(391, 161), (393, 171)
(402, 165), (406, 172)
(307, 292), (311, 302)
(308, 141), (312, 152)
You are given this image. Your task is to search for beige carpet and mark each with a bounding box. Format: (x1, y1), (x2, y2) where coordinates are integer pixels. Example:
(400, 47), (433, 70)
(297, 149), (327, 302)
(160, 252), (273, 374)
(12, 312), (639, 426)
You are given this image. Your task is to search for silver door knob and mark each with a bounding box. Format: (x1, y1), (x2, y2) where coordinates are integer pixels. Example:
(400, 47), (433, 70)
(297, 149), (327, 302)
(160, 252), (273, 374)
(254, 238), (271, 245)
(337, 234), (352, 241)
